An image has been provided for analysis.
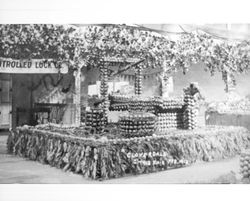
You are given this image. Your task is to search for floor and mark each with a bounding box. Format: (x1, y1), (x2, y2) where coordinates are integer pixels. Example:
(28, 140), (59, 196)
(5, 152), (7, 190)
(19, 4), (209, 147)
(0, 132), (245, 184)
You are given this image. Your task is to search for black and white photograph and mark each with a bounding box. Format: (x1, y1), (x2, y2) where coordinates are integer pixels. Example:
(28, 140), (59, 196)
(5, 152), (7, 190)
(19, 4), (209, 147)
(0, 0), (250, 200)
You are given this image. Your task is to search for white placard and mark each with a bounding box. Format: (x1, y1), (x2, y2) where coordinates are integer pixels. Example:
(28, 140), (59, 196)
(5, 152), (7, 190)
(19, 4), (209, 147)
(0, 57), (68, 74)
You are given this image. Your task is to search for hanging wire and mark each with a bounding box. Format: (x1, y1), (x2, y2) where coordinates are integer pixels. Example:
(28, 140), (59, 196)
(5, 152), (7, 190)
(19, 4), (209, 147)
(178, 25), (191, 34)
(196, 26), (245, 43)
(135, 24), (187, 35)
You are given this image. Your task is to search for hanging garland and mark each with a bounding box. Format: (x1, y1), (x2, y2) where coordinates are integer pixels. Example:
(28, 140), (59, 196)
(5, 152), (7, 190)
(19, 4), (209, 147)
(1, 24), (250, 89)
(80, 24), (177, 74)
(26, 74), (68, 92)
(0, 25), (85, 67)
(171, 32), (250, 90)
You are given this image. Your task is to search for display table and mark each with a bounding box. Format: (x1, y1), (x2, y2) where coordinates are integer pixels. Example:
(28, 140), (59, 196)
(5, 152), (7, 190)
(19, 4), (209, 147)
(206, 111), (250, 130)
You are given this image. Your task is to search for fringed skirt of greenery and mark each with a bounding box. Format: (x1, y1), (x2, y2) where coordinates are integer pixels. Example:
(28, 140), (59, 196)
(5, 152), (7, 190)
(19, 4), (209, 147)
(7, 125), (250, 180)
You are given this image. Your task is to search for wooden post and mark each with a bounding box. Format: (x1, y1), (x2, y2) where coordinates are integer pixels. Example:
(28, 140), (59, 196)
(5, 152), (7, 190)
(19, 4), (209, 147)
(222, 71), (236, 93)
(29, 75), (34, 125)
(159, 72), (168, 98)
(160, 61), (174, 98)
(159, 74), (173, 98)
(73, 67), (82, 127)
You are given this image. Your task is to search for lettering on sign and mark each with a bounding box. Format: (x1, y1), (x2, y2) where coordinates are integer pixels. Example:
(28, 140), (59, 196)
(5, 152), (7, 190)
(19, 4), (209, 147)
(0, 58), (68, 74)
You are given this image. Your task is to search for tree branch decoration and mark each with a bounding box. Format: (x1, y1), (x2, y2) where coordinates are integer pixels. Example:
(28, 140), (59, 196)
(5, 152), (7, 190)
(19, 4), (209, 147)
(27, 74), (64, 92)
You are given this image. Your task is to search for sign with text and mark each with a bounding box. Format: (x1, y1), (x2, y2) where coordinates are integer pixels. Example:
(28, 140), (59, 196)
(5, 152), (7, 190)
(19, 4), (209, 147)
(0, 58), (68, 74)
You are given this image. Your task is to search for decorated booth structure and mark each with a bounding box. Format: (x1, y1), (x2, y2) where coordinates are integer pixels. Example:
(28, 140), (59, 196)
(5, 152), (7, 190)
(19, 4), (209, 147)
(0, 25), (82, 129)
(3, 24), (250, 180)
(0, 57), (74, 128)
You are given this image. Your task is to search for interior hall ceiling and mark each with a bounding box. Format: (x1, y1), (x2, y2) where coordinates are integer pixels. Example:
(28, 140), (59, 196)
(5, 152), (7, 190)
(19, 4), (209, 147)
(74, 24), (250, 41)
(137, 24), (250, 41)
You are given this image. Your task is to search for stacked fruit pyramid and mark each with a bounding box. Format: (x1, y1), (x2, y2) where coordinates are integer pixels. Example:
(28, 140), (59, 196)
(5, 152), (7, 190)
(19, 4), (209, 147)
(240, 150), (250, 179)
(134, 65), (143, 95)
(85, 108), (106, 133)
(119, 112), (156, 137)
(100, 65), (109, 123)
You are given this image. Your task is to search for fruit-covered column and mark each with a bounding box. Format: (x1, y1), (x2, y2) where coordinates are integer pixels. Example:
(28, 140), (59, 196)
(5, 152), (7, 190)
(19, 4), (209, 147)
(100, 62), (109, 124)
(73, 67), (82, 127)
(183, 83), (201, 130)
(134, 64), (143, 95)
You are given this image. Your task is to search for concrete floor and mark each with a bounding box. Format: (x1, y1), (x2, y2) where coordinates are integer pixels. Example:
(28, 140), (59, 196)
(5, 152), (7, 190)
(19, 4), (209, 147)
(0, 133), (244, 184)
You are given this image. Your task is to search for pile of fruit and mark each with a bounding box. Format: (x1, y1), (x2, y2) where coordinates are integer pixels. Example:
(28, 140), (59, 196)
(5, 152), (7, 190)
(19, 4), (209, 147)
(85, 108), (107, 133)
(156, 112), (184, 131)
(109, 95), (158, 112)
(109, 95), (187, 129)
(150, 97), (164, 107)
(109, 94), (131, 111)
(155, 98), (185, 131)
(134, 66), (143, 95)
(183, 94), (198, 129)
(227, 99), (250, 114)
(119, 112), (156, 137)
(159, 99), (184, 110)
(207, 98), (250, 114)
(128, 97), (156, 113)
(240, 150), (250, 178)
(109, 94), (131, 103)
(109, 103), (128, 111)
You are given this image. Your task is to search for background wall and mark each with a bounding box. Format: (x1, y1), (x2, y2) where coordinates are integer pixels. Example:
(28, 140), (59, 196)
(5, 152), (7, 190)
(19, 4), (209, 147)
(9, 62), (250, 127)
(172, 62), (250, 102)
(12, 73), (75, 127)
(80, 63), (250, 102)
(172, 63), (226, 101)
(12, 74), (32, 127)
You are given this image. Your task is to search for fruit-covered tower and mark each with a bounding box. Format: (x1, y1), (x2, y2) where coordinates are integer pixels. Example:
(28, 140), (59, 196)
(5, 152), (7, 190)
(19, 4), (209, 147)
(134, 64), (143, 95)
(183, 82), (203, 130)
(100, 62), (109, 125)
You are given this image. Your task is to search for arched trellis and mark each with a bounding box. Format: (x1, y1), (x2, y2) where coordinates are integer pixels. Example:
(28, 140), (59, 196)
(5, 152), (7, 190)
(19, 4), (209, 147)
(98, 57), (144, 122)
